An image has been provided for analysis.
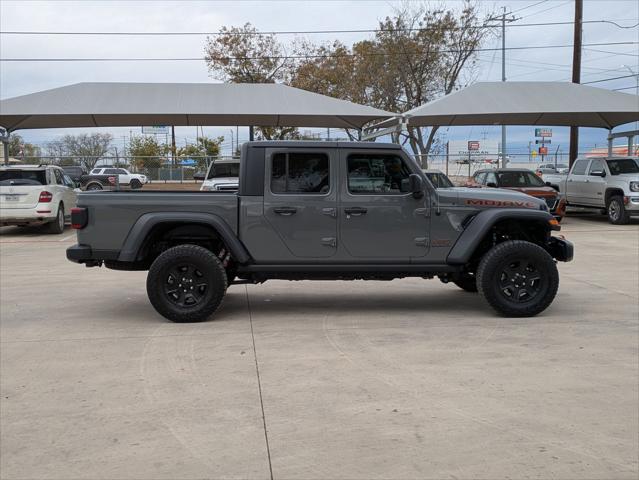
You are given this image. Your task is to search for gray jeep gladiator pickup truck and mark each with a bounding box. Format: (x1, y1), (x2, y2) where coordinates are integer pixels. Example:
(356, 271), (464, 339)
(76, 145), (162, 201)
(67, 141), (573, 322)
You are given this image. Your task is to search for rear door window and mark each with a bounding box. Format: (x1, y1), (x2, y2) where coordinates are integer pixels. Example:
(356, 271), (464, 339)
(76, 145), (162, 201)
(0, 169), (47, 186)
(271, 152), (329, 194)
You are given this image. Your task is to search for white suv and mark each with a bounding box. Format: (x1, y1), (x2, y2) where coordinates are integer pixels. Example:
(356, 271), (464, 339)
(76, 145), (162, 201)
(200, 159), (240, 192)
(90, 167), (147, 189)
(0, 165), (77, 233)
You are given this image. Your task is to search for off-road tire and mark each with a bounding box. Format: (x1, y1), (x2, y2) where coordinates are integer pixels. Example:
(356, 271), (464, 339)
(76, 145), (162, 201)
(86, 183), (103, 191)
(453, 273), (478, 292)
(477, 240), (559, 317)
(130, 179), (142, 190)
(146, 244), (228, 322)
(45, 204), (65, 234)
(607, 195), (630, 225)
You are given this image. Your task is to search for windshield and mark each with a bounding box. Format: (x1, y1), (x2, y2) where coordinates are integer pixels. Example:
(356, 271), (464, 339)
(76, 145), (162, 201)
(0, 169), (47, 186)
(497, 171), (545, 188)
(425, 172), (454, 188)
(607, 159), (639, 175)
(207, 163), (240, 179)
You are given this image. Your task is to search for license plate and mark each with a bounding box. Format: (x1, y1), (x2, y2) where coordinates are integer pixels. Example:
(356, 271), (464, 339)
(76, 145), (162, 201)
(4, 195), (19, 202)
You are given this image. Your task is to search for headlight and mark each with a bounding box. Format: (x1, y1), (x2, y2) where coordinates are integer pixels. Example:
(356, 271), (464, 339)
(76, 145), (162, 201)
(630, 181), (639, 192)
(201, 185), (215, 191)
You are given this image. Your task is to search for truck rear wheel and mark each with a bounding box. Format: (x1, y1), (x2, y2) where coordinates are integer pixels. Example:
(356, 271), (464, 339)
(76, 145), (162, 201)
(477, 240), (558, 317)
(146, 244), (228, 322)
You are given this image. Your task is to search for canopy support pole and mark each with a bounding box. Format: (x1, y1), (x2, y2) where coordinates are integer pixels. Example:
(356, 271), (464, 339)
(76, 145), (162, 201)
(0, 130), (9, 166)
(249, 126), (254, 141)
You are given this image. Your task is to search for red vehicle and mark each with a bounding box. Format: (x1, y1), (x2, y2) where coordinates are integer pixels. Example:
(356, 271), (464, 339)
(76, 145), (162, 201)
(466, 168), (566, 221)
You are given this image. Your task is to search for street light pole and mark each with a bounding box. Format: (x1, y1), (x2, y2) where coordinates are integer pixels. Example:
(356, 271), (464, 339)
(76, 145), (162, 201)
(501, 7), (508, 168)
(568, 0), (583, 168)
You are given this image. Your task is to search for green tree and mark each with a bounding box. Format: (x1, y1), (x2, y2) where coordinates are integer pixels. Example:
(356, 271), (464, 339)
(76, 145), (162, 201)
(178, 136), (224, 169)
(8, 134), (41, 164)
(128, 135), (168, 173)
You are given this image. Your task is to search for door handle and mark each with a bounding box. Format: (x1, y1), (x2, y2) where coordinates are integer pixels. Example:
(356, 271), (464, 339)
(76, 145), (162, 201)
(344, 207), (367, 216)
(273, 207), (297, 216)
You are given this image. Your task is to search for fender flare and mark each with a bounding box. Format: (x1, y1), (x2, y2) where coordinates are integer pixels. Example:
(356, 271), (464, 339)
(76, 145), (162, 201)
(447, 208), (554, 265)
(117, 212), (251, 264)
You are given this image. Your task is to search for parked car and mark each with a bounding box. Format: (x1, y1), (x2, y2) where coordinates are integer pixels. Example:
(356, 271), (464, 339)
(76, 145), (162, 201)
(0, 165), (77, 233)
(543, 156), (639, 224)
(422, 169), (454, 188)
(537, 163), (569, 175)
(199, 159), (240, 192)
(466, 168), (566, 221)
(68, 141), (573, 322)
(89, 167), (147, 189)
(62, 165), (87, 184)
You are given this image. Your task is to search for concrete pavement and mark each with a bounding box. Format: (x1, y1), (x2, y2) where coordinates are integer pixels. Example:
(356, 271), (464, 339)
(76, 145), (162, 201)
(1, 214), (637, 479)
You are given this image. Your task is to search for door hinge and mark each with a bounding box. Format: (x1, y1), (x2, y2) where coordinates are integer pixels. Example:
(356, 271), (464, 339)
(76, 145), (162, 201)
(414, 237), (428, 247)
(321, 237), (337, 247)
(321, 207), (337, 218)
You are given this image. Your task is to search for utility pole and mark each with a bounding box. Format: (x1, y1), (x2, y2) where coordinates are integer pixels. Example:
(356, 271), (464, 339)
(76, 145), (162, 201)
(569, 0), (583, 168)
(501, 6), (508, 169)
(171, 126), (177, 166)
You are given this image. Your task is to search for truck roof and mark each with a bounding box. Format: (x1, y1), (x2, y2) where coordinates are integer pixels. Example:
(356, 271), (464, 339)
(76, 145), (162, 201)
(246, 140), (402, 150)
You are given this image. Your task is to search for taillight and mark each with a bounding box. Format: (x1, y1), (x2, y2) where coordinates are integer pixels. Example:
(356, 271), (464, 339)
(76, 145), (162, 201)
(38, 191), (53, 203)
(71, 207), (88, 229)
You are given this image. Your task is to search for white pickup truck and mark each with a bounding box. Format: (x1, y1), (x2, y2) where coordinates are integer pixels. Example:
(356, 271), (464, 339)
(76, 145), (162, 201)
(543, 156), (639, 224)
(199, 158), (240, 192)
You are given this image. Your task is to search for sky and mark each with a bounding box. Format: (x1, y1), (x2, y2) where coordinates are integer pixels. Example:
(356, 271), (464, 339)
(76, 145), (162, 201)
(1, 0), (638, 161)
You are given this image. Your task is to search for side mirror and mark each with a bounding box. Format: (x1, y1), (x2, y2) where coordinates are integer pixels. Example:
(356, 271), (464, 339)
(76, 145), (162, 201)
(409, 173), (424, 198)
(486, 182), (498, 188)
(590, 170), (606, 177)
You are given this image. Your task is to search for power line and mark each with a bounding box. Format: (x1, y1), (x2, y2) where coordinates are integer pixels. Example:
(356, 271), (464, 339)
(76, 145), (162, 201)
(582, 73), (639, 84)
(519, 0), (573, 19)
(511, 0), (550, 14)
(2, 41), (637, 62)
(0, 20), (637, 36)
(584, 47), (639, 57)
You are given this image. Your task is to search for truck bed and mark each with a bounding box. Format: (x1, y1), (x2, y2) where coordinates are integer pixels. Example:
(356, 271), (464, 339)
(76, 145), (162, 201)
(76, 190), (238, 254)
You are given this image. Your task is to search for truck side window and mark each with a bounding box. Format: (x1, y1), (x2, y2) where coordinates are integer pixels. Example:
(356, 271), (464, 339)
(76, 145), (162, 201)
(347, 154), (411, 194)
(588, 159), (604, 175)
(271, 152), (329, 194)
(571, 159), (589, 175)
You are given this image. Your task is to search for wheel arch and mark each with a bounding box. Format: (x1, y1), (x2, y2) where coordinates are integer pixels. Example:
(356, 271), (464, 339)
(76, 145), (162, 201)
(117, 212), (251, 265)
(447, 208), (554, 265)
(604, 187), (625, 204)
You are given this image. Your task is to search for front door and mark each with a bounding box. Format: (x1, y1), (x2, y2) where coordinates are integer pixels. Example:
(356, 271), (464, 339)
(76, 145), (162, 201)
(583, 158), (607, 206)
(263, 148), (338, 259)
(338, 150), (429, 260)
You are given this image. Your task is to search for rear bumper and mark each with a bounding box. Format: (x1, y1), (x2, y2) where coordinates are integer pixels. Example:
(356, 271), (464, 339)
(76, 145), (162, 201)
(66, 244), (93, 263)
(1, 207), (56, 225)
(546, 236), (574, 262)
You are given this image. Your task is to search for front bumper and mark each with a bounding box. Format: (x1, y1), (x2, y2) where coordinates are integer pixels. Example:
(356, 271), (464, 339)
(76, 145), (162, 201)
(626, 196), (639, 214)
(546, 236), (574, 262)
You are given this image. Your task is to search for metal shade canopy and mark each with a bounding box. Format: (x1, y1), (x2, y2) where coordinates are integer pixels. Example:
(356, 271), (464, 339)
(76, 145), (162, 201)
(0, 82), (396, 132)
(398, 82), (639, 129)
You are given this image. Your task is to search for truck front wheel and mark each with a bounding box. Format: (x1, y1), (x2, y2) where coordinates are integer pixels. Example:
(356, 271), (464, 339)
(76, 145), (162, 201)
(477, 240), (559, 317)
(146, 244), (228, 322)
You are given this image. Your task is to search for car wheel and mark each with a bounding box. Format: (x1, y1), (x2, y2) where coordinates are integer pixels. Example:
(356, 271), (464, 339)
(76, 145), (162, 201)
(86, 183), (102, 191)
(146, 244), (228, 322)
(453, 272), (478, 292)
(130, 179), (142, 189)
(606, 195), (630, 225)
(477, 240), (559, 317)
(45, 204), (65, 234)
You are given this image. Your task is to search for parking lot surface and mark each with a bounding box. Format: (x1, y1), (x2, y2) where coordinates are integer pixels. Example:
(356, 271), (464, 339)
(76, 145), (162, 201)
(1, 214), (638, 479)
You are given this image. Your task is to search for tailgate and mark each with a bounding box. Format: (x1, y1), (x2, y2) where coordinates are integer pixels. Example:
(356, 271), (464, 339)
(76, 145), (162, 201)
(0, 186), (44, 209)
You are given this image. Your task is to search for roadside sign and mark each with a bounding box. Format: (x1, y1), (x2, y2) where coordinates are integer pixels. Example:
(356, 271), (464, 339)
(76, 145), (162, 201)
(531, 150), (538, 158)
(468, 141), (480, 151)
(535, 128), (552, 138)
(142, 126), (170, 135)
(535, 139), (551, 144)
(539, 146), (548, 155)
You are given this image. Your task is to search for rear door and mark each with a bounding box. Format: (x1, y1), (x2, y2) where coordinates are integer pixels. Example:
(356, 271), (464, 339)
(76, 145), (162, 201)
(0, 169), (48, 209)
(338, 149), (429, 260)
(263, 148), (338, 259)
(566, 159), (590, 204)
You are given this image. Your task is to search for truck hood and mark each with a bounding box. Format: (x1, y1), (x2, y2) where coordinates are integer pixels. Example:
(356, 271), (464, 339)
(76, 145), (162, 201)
(437, 187), (547, 211)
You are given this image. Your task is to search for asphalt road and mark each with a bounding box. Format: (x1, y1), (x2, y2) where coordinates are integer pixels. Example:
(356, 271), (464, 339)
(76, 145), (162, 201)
(1, 214), (638, 479)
